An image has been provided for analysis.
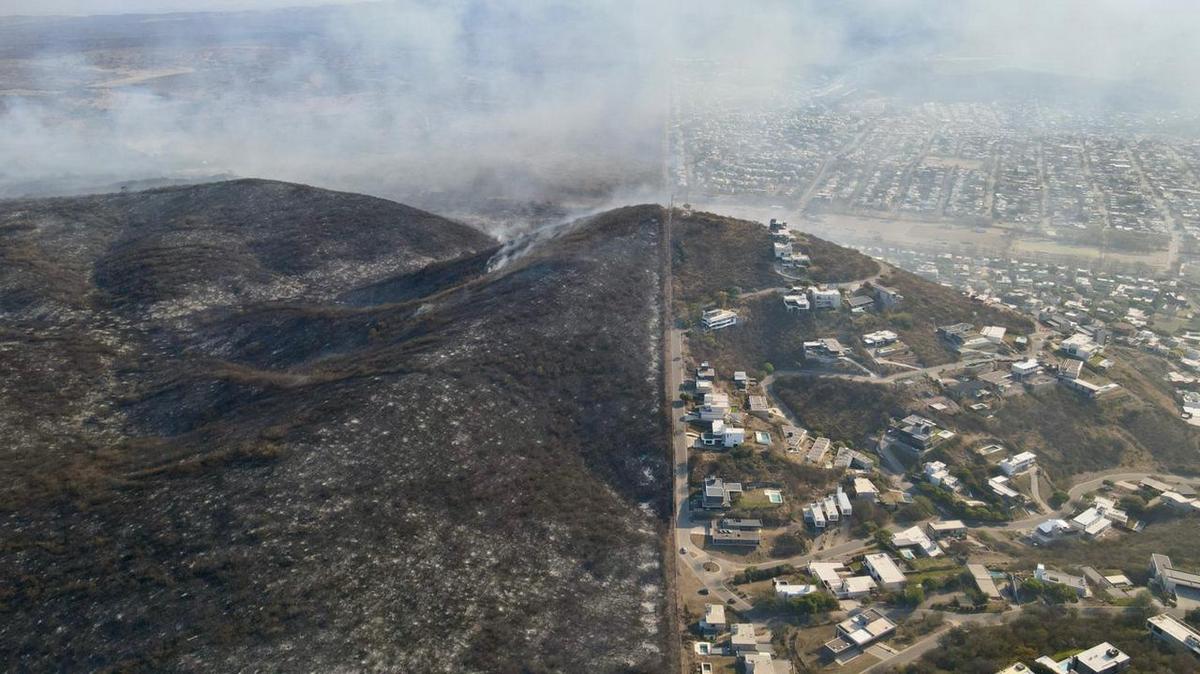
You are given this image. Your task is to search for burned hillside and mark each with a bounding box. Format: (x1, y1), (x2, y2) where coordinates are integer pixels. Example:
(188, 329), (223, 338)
(0, 182), (670, 673)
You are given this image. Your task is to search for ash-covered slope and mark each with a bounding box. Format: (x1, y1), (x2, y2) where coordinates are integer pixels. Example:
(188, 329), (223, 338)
(0, 183), (670, 673)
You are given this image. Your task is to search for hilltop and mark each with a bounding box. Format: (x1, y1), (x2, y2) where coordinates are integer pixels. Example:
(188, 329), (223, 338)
(0, 183), (670, 672)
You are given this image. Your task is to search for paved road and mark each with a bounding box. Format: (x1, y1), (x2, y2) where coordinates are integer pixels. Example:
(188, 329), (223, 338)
(1028, 466), (1051, 514)
(761, 354), (996, 389)
(979, 470), (1200, 533)
(667, 324), (757, 613)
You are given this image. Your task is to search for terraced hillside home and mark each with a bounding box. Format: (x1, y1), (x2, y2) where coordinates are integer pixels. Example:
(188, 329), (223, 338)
(702, 308), (739, 330)
(1147, 613), (1200, 658)
(808, 286), (841, 309)
(783, 291), (811, 311)
(890, 414), (953, 453)
(1151, 554), (1200, 605)
(1035, 563), (1091, 598)
(999, 451), (1038, 476)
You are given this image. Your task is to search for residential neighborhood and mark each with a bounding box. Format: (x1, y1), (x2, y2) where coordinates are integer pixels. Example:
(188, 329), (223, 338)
(672, 214), (1200, 674)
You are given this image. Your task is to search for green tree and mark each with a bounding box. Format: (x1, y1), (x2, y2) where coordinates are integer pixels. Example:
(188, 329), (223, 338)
(790, 592), (838, 616)
(1130, 590), (1155, 620)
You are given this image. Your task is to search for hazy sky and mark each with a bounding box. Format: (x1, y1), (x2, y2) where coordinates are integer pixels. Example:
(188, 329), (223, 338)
(4, 0), (1200, 209)
(0, 0), (361, 15)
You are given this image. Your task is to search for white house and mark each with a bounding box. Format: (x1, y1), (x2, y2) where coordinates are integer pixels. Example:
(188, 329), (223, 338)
(1035, 642), (1128, 674)
(730, 623), (758, 654)
(863, 553), (906, 591)
(853, 477), (880, 502)
(702, 308), (739, 331)
(981, 326), (1007, 344)
(1072, 507), (1113, 538)
(923, 461), (960, 491)
(700, 603), (727, 632)
(890, 526), (943, 557)
(1034, 518), (1073, 542)
(988, 475), (1022, 500)
(773, 578), (818, 598)
(783, 293), (811, 311)
(927, 520), (967, 539)
(1061, 333), (1100, 360)
(806, 502), (826, 529)
(824, 608), (897, 656)
(1148, 613), (1200, 658)
(698, 392), (731, 421)
(836, 487), (853, 517)
(1035, 563), (1091, 598)
(863, 330), (899, 347)
(999, 451), (1037, 476)
(1011, 359), (1041, 379)
(808, 561), (877, 598)
(809, 287), (842, 309)
(703, 421), (746, 448)
(823, 495), (840, 523)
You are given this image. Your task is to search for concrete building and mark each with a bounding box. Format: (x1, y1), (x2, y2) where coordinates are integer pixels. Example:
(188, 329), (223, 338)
(808, 561), (877, 598)
(702, 477), (742, 510)
(1062, 333), (1101, 360)
(981, 325), (1008, 344)
(863, 330), (899, 347)
(709, 528), (760, 548)
(804, 338), (848, 361)
(864, 553), (906, 591)
(999, 451), (1038, 476)
(773, 578), (818, 598)
(823, 608), (897, 657)
(1151, 553), (1200, 597)
(1034, 518), (1074, 542)
(891, 414), (951, 452)
(891, 525), (943, 557)
(805, 502), (826, 529)
(967, 563), (1003, 601)
(730, 623), (758, 654)
(853, 477), (880, 502)
(783, 293), (811, 311)
(874, 284), (903, 309)
(1011, 359), (1041, 379)
(1035, 642), (1130, 674)
(1035, 563), (1091, 598)
(700, 603), (726, 632)
(927, 519), (967, 539)
(702, 308), (739, 331)
(836, 487), (854, 517)
(1147, 613), (1200, 658)
(809, 287), (842, 309)
(698, 392), (731, 422)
